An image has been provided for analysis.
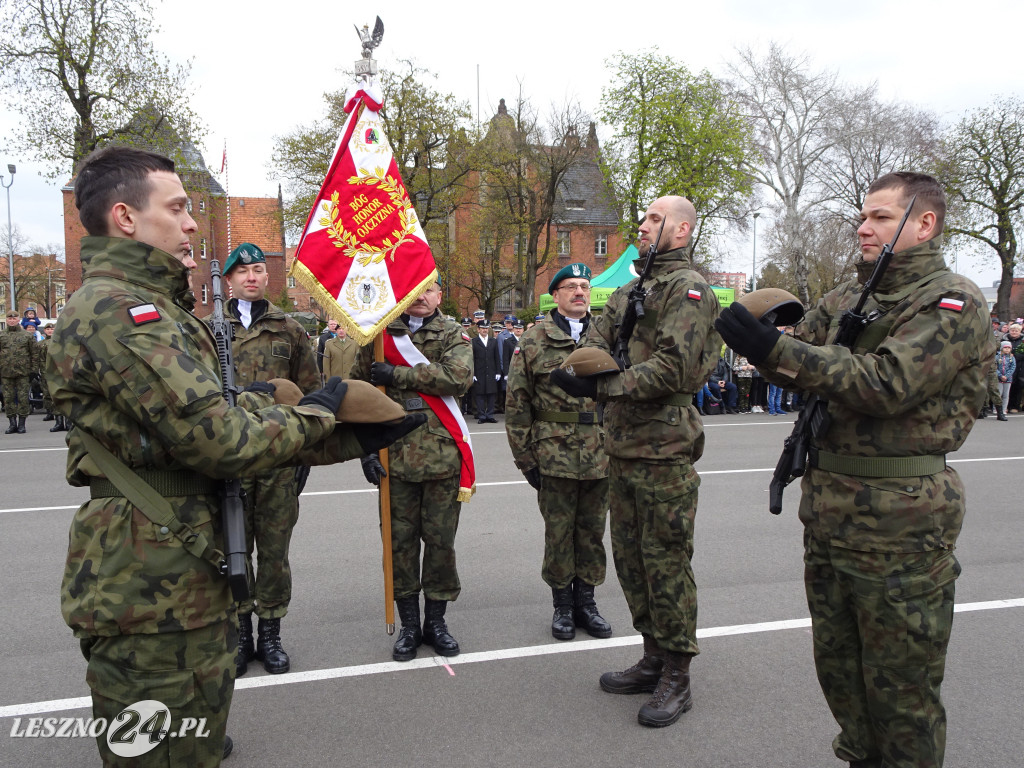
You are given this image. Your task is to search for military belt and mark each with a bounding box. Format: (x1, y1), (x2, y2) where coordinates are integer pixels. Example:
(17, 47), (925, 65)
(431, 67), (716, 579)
(535, 410), (602, 425)
(90, 470), (220, 499)
(657, 393), (694, 407)
(811, 450), (946, 478)
(404, 397), (427, 411)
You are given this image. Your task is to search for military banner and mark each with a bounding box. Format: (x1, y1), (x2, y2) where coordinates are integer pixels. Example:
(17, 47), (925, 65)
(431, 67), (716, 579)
(289, 82), (438, 345)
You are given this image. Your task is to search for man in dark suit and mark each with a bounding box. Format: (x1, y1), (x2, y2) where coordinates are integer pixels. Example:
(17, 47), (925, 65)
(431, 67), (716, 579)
(472, 320), (501, 423)
(501, 318), (523, 386)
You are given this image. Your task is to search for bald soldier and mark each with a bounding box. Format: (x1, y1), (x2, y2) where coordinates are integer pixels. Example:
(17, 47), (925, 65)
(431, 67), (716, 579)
(717, 172), (992, 768)
(552, 196), (721, 727)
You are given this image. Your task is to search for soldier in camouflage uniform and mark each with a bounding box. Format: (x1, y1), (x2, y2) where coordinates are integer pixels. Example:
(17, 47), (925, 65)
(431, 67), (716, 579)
(716, 173), (993, 768)
(505, 263), (611, 641)
(552, 196), (721, 728)
(1, 309), (39, 434)
(37, 323), (69, 431)
(48, 146), (422, 768)
(215, 242), (322, 677)
(352, 280), (474, 662)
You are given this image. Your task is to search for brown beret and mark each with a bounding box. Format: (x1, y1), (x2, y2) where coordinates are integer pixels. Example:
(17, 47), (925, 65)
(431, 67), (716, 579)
(268, 378), (406, 423)
(736, 288), (804, 326)
(559, 348), (621, 377)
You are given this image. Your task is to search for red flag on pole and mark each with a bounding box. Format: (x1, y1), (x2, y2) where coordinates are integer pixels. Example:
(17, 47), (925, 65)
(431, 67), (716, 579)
(290, 83), (438, 345)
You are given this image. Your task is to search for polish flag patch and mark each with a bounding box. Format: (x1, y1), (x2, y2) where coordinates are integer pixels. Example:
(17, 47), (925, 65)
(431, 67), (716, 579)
(461, 333), (471, 342)
(513, 347), (521, 355)
(128, 304), (161, 325)
(938, 297), (965, 312)
(687, 289), (702, 301)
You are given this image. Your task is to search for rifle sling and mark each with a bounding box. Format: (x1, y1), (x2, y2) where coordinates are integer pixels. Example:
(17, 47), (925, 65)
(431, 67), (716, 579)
(812, 450), (946, 478)
(846, 270), (949, 354)
(78, 429), (226, 570)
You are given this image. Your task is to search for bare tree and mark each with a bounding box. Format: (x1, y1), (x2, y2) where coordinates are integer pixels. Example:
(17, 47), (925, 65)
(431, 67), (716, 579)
(934, 96), (1024, 319)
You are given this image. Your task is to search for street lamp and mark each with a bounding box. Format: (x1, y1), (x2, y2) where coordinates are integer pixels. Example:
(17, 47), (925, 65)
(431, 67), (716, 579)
(751, 211), (760, 292)
(1, 163), (14, 313)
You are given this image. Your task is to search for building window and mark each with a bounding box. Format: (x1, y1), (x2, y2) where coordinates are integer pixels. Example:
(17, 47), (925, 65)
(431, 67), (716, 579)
(287, 276), (296, 288)
(199, 199), (206, 213)
(200, 238), (207, 259)
(595, 234), (608, 257)
(566, 199), (585, 210)
(201, 284), (208, 305)
(557, 230), (570, 257)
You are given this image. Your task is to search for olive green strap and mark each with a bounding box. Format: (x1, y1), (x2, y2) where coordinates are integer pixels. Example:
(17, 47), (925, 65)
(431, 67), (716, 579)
(90, 470), (219, 498)
(78, 430), (226, 569)
(658, 393), (694, 407)
(535, 410), (602, 424)
(814, 450), (946, 478)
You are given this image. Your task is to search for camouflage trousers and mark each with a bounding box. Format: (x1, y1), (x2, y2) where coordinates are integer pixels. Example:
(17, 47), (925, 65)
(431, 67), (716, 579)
(608, 458), (700, 655)
(80, 618), (235, 768)
(537, 474), (609, 589)
(1, 375), (30, 417)
(386, 474), (461, 601)
(238, 466), (300, 619)
(804, 532), (960, 768)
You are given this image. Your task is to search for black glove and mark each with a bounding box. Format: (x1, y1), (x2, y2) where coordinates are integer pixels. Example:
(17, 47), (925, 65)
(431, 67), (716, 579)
(369, 361), (396, 387)
(549, 369), (598, 399)
(360, 454), (387, 486)
(244, 381), (276, 396)
(715, 303), (782, 365)
(523, 466), (542, 491)
(352, 413), (428, 453)
(299, 376), (348, 414)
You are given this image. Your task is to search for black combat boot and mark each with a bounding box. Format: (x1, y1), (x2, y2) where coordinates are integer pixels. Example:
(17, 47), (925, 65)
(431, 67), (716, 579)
(422, 598), (460, 656)
(49, 414), (63, 432)
(43, 411), (54, 421)
(235, 613), (255, 678)
(392, 595), (422, 662)
(61, 414), (71, 431)
(979, 404), (988, 418)
(600, 634), (664, 694)
(255, 617), (290, 674)
(572, 577), (611, 638)
(16, 415), (26, 433)
(5, 416), (17, 434)
(223, 735), (234, 759)
(637, 651), (693, 727)
(998, 403), (1008, 421)
(550, 585), (575, 640)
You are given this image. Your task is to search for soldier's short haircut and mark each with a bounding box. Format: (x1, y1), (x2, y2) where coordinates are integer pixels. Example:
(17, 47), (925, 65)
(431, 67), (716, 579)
(867, 172), (946, 233)
(75, 146), (177, 236)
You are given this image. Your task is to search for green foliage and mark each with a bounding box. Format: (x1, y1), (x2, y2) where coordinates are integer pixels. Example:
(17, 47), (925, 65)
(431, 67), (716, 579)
(273, 287), (296, 313)
(600, 50), (756, 252)
(0, 0), (204, 177)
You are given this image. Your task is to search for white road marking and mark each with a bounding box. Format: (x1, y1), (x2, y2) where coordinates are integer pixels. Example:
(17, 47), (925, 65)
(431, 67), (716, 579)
(2, 598), (1021, 718)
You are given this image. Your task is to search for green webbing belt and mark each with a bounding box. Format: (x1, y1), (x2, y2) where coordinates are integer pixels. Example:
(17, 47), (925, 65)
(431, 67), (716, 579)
(90, 470), (219, 498)
(535, 410), (602, 424)
(659, 393), (694, 407)
(814, 450), (946, 478)
(78, 430), (226, 570)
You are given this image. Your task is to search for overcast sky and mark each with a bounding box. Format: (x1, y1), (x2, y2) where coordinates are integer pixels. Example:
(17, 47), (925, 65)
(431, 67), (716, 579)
(1, 0), (1019, 287)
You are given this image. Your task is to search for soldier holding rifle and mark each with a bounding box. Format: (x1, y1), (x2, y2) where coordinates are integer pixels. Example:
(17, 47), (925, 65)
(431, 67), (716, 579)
(551, 195), (721, 728)
(47, 146), (423, 767)
(716, 172), (992, 768)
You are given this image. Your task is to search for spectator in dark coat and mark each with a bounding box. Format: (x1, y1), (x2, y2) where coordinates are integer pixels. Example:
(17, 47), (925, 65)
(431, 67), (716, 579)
(472, 320), (501, 423)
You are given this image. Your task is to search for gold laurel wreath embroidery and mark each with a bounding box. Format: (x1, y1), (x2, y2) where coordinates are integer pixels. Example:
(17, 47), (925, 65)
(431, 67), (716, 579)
(344, 275), (390, 312)
(319, 167), (415, 267)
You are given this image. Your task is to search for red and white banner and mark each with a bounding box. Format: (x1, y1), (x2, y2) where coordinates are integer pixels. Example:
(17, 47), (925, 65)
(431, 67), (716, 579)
(383, 332), (476, 502)
(290, 83), (438, 345)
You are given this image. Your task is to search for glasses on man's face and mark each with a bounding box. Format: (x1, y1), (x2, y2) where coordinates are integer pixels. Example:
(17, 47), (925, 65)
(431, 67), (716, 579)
(558, 282), (591, 292)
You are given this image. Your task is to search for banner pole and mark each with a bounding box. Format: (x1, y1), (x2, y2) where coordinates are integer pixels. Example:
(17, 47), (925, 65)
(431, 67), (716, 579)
(375, 332), (396, 634)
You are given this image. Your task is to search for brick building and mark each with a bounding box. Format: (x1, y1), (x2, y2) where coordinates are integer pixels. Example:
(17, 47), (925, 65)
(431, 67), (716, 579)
(61, 141), (287, 315)
(709, 271), (748, 296)
(0, 251), (67, 318)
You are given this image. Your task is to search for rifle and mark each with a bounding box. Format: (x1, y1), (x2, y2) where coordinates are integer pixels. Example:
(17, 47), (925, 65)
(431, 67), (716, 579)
(613, 217), (667, 368)
(768, 195), (917, 515)
(208, 259), (251, 602)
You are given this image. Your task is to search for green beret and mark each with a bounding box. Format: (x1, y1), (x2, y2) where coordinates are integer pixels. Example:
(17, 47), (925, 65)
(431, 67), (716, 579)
(224, 242), (266, 274)
(548, 262), (592, 294)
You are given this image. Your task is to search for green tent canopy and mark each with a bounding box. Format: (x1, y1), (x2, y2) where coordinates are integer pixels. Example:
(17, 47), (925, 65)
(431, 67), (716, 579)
(538, 245), (734, 311)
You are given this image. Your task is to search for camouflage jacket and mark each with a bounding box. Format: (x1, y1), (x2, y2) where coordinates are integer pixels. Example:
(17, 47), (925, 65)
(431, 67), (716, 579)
(352, 311), (472, 482)
(47, 236), (363, 637)
(1, 322), (39, 376)
(586, 248), (722, 463)
(759, 238), (993, 552)
(505, 310), (608, 480)
(217, 299), (319, 395)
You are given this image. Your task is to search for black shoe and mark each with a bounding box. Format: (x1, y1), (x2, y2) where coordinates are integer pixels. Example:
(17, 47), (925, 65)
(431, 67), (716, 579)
(599, 635), (663, 694)
(235, 613), (255, 678)
(50, 415), (63, 433)
(637, 652), (693, 727)
(43, 412), (54, 421)
(422, 598), (460, 656)
(572, 578), (611, 638)
(393, 595), (422, 662)
(16, 416), (25, 434)
(223, 735), (234, 759)
(255, 617), (290, 674)
(5, 416), (17, 434)
(485, 417), (498, 423)
(550, 585), (575, 640)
